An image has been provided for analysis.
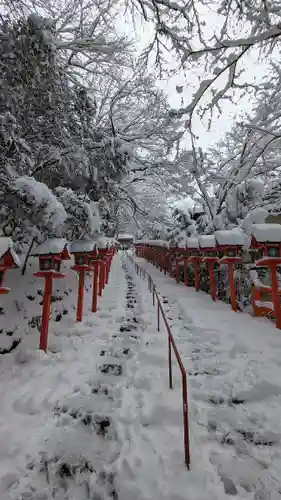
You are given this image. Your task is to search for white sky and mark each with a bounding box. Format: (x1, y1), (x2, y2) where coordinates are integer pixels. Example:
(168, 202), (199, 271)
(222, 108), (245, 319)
(118, 6), (269, 210)
(119, 7), (268, 150)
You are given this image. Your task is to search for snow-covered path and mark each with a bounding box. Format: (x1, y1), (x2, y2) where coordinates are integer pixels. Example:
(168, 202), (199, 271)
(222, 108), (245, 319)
(2, 253), (281, 500)
(133, 256), (281, 500)
(0, 254), (153, 500)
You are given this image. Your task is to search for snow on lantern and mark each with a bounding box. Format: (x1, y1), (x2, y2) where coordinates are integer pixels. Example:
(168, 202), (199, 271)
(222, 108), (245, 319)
(32, 238), (70, 351)
(70, 240), (97, 322)
(199, 235), (218, 301)
(0, 237), (20, 294)
(250, 224), (281, 329)
(250, 224), (281, 259)
(186, 237), (201, 291)
(215, 229), (245, 312)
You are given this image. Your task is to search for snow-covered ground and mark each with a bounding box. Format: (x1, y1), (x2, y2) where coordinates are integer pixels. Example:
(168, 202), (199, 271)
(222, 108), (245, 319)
(1, 251), (281, 499)
(133, 256), (281, 500)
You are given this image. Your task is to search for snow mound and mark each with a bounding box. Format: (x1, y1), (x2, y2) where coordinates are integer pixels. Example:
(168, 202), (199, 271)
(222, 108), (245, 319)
(250, 223), (281, 243)
(70, 240), (97, 253)
(186, 237), (199, 249)
(31, 238), (69, 256)
(215, 228), (245, 246)
(198, 235), (216, 249)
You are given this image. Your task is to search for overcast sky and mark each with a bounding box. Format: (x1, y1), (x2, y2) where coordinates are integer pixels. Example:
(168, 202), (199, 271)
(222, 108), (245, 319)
(119, 7), (267, 150)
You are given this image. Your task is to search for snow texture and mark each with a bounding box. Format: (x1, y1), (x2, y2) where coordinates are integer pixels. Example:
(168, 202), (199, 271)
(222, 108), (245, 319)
(31, 238), (69, 256)
(250, 223), (281, 243)
(133, 255), (281, 500)
(70, 240), (97, 253)
(187, 237), (199, 248)
(117, 233), (134, 241)
(14, 177), (67, 230)
(215, 228), (246, 246)
(198, 235), (216, 249)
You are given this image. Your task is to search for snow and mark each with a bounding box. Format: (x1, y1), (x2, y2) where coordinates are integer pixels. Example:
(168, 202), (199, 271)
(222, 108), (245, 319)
(250, 223), (281, 243)
(144, 240), (169, 248)
(133, 256), (281, 499)
(186, 237), (199, 248)
(198, 235), (216, 249)
(255, 301), (273, 309)
(3, 252), (281, 499)
(97, 237), (108, 249)
(117, 233), (134, 241)
(0, 237), (13, 258)
(0, 238), (21, 267)
(14, 176), (67, 231)
(218, 255), (242, 262)
(70, 240), (97, 253)
(215, 228), (246, 246)
(31, 238), (69, 256)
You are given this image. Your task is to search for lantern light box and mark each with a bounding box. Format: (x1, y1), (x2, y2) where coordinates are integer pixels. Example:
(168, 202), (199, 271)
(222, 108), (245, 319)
(70, 240), (98, 267)
(250, 223), (281, 258)
(0, 237), (21, 292)
(186, 237), (200, 256)
(198, 235), (217, 256)
(215, 228), (245, 258)
(31, 238), (71, 273)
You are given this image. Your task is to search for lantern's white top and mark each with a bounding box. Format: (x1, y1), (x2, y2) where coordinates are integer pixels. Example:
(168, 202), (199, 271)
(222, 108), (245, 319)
(117, 234), (134, 241)
(215, 228), (245, 246)
(186, 237), (199, 249)
(31, 238), (68, 256)
(0, 237), (21, 266)
(150, 240), (169, 247)
(250, 223), (281, 243)
(198, 235), (216, 249)
(70, 240), (97, 253)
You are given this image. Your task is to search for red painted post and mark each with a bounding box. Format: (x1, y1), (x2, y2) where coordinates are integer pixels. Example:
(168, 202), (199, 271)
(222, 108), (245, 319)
(269, 263), (281, 329)
(256, 259), (281, 330)
(176, 260), (180, 283)
(98, 261), (105, 297)
(40, 275), (52, 351)
(182, 373), (190, 469)
(77, 269), (85, 322)
(168, 337), (173, 389)
(227, 263), (237, 312)
(92, 263), (98, 313)
(194, 261), (199, 291)
(184, 259), (188, 286)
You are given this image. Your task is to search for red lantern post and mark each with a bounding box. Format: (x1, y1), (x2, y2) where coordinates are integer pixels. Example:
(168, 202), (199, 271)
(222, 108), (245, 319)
(32, 239), (70, 351)
(215, 229), (244, 312)
(70, 240), (97, 322)
(199, 235), (218, 301)
(88, 245), (99, 313)
(250, 224), (281, 329)
(0, 238), (21, 295)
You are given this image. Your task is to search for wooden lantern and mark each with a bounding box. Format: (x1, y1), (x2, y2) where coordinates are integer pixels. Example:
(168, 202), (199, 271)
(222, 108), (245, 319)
(32, 238), (70, 351)
(0, 237), (20, 294)
(250, 224), (281, 329)
(70, 240), (98, 321)
(199, 235), (218, 301)
(215, 229), (244, 312)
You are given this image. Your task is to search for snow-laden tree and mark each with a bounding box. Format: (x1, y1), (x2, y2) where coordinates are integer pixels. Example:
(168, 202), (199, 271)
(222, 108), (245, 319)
(0, 6), (183, 248)
(122, 0), (281, 125)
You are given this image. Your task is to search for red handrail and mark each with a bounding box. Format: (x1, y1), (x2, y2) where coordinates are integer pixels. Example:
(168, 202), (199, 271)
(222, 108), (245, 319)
(128, 255), (190, 469)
